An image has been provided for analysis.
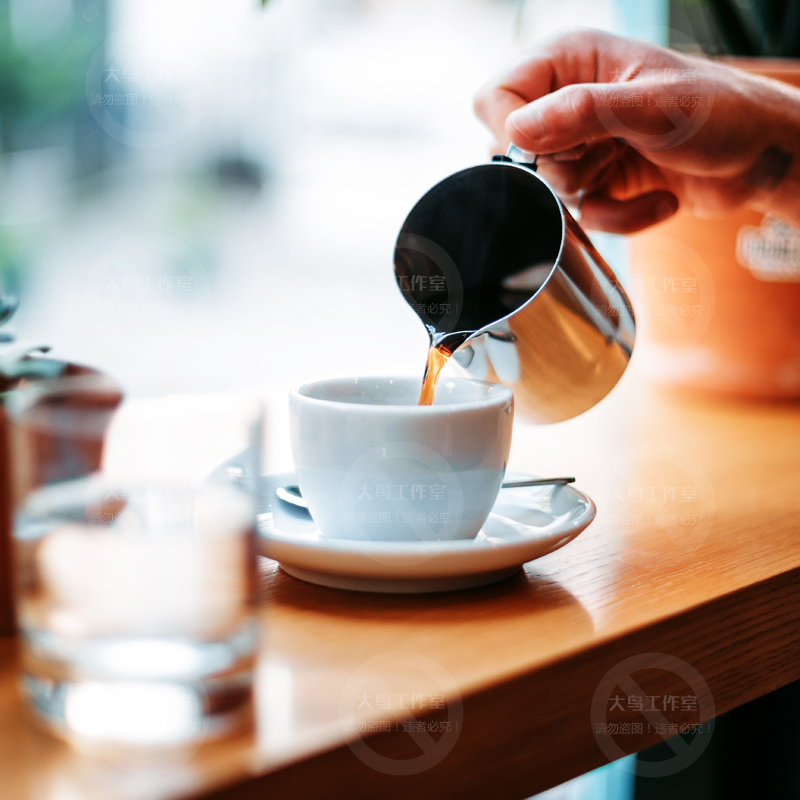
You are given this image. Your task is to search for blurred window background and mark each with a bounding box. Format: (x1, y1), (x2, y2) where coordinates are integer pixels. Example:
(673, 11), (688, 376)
(1, 0), (512, 397)
(1, 0), (776, 402)
(0, 0), (677, 403)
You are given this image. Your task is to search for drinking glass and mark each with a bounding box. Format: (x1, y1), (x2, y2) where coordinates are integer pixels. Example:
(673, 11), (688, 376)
(10, 378), (263, 750)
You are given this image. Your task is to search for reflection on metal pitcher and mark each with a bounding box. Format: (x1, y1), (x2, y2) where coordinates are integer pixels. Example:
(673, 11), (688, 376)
(394, 146), (635, 422)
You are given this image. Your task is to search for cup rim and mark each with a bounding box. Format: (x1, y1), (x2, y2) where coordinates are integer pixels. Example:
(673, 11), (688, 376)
(290, 375), (513, 413)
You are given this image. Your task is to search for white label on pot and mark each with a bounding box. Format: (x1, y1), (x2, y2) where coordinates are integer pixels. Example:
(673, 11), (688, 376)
(737, 216), (800, 282)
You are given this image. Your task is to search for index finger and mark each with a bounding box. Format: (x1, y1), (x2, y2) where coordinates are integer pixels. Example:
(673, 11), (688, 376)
(473, 55), (556, 147)
(474, 29), (617, 146)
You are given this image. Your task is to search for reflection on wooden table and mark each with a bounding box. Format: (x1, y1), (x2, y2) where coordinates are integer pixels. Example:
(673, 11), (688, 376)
(2, 371), (800, 800)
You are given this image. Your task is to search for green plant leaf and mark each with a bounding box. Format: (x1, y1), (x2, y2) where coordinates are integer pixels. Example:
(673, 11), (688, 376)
(706, 0), (759, 55)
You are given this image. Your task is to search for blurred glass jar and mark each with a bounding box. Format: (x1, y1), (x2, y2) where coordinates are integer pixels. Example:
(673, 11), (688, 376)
(10, 383), (263, 751)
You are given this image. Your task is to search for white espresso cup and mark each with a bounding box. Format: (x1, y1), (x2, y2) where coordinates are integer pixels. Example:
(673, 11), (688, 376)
(289, 376), (513, 542)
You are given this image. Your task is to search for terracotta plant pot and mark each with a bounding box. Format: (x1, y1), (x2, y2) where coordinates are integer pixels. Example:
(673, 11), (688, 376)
(628, 60), (800, 397)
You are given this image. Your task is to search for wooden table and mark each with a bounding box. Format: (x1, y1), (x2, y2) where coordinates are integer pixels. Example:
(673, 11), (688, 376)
(3, 370), (800, 800)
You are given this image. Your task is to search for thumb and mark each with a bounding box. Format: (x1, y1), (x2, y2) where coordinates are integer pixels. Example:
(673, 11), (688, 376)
(507, 85), (621, 153)
(507, 83), (700, 154)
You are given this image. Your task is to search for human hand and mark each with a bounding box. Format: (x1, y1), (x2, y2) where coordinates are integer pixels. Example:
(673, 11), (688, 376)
(474, 29), (800, 232)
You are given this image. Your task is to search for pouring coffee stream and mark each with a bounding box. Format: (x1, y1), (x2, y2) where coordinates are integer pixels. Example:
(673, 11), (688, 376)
(396, 146), (635, 420)
(417, 329), (468, 406)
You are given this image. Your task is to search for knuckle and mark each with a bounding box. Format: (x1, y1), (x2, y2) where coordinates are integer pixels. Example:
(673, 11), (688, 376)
(566, 27), (600, 47)
(564, 85), (597, 120)
(541, 86), (597, 138)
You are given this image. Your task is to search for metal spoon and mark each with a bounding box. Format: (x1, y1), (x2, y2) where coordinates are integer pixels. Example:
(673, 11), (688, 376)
(275, 477), (575, 511)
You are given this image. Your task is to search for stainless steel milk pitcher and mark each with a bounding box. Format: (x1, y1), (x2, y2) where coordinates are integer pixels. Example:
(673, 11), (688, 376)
(394, 146), (635, 423)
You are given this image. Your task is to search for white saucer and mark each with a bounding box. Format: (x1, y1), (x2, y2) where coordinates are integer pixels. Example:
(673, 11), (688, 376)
(257, 471), (595, 593)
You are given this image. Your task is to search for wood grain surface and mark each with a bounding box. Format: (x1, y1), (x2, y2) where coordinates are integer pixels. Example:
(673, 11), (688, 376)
(2, 368), (800, 800)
